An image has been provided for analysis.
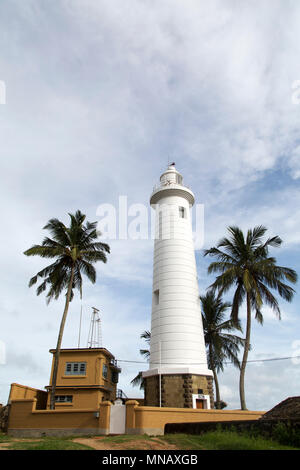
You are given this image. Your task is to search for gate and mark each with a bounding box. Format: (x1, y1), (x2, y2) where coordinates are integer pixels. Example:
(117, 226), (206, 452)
(109, 402), (126, 434)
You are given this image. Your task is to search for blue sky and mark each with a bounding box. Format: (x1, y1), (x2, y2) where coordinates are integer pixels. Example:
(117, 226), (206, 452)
(0, 0), (300, 410)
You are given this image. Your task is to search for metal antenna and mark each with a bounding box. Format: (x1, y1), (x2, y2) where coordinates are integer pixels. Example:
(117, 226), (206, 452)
(87, 307), (102, 348)
(78, 286), (83, 348)
(78, 302), (83, 348)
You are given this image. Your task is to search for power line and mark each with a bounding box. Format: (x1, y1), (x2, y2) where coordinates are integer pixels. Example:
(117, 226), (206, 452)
(116, 355), (300, 366)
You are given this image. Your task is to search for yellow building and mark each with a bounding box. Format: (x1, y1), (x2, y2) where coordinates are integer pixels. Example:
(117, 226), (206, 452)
(45, 347), (121, 409)
(6, 349), (264, 437)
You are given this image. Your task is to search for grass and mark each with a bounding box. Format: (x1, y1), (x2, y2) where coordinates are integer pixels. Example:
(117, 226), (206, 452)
(0, 432), (91, 450)
(96, 434), (157, 450)
(7, 438), (92, 451)
(164, 431), (300, 450)
(0, 432), (11, 443)
(0, 430), (299, 450)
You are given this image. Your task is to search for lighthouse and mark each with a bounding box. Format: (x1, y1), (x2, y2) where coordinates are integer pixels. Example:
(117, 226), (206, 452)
(142, 164), (214, 409)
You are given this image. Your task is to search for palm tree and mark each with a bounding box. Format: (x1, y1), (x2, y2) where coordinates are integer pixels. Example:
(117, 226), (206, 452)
(131, 330), (151, 389)
(24, 210), (110, 409)
(201, 290), (245, 409)
(204, 225), (297, 410)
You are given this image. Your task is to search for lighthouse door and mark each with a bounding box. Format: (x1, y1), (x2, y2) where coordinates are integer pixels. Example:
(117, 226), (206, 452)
(109, 402), (126, 434)
(196, 399), (204, 409)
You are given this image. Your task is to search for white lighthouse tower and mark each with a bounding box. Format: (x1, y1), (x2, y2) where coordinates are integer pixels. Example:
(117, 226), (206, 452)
(142, 164), (213, 409)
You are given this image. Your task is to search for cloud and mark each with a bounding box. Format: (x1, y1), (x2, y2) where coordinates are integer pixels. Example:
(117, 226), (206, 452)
(219, 357), (300, 411)
(0, 0), (299, 408)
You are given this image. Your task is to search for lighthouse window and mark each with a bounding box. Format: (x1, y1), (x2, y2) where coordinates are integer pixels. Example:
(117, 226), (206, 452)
(153, 289), (159, 305)
(179, 206), (186, 218)
(159, 211), (162, 239)
(176, 174), (183, 184)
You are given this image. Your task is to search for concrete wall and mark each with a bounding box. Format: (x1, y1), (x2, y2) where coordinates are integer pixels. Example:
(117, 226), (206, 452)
(47, 388), (101, 410)
(7, 398), (111, 437)
(46, 349), (120, 409)
(9, 383), (48, 410)
(47, 350), (117, 403)
(9, 382), (109, 411)
(7, 398), (264, 437)
(125, 400), (264, 436)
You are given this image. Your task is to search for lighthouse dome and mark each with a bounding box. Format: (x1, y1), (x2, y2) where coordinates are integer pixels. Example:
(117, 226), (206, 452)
(160, 163), (183, 186)
(150, 164), (194, 207)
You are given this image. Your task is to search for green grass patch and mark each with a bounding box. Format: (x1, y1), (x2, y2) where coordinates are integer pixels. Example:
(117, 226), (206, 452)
(164, 431), (299, 450)
(97, 434), (157, 450)
(1, 430), (299, 450)
(7, 437), (92, 451)
(0, 432), (11, 443)
(163, 433), (206, 450)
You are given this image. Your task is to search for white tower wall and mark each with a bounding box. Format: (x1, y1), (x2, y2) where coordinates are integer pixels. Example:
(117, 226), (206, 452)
(143, 165), (212, 379)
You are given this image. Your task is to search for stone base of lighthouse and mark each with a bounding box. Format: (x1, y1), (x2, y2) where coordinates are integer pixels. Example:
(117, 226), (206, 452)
(143, 373), (214, 409)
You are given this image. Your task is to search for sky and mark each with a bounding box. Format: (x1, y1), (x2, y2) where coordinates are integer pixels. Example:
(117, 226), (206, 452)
(0, 0), (300, 411)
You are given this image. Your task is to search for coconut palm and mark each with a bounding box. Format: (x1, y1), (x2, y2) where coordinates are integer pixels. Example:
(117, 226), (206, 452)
(24, 210), (110, 409)
(131, 330), (151, 389)
(204, 225), (297, 410)
(201, 290), (245, 409)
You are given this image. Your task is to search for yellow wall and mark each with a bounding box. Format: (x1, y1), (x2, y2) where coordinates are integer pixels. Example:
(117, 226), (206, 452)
(46, 349), (119, 409)
(9, 384), (48, 410)
(8, 399), (264, 436)
(8, 398), (112, 437)
(125, 401), (264, 435)
(9, 383), (42, 401)
(8, 398), (265, 437)
(48, 388), (101, 409)
(48, 349), (116, 389)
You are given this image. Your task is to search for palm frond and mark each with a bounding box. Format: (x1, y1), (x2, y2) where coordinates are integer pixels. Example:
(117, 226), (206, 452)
(24, 245), (63, 258)
(25, 210), (110, 304)
(130, 372), (145, 389)
(201, 290), (244, 373)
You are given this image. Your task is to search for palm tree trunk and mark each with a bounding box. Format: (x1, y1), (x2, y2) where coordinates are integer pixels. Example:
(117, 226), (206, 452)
(49, 266), (75, 410)
(239, 291), (251, 410)
(209, 344), (221, 409)
(213, 367), (221, 409)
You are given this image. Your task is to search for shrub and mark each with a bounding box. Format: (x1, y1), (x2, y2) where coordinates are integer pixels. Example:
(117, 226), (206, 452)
(272, 421), (300, 447)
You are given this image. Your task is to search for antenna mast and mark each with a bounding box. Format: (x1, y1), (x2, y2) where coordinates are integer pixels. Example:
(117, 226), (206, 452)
(87, 307), (102, 348)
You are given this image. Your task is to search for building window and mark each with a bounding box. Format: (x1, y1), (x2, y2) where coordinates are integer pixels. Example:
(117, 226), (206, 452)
(65, 362), (86, 375)
(111, 371), (119, 384)
(153, 289), (159, 305)
(102, 364), (108, 379)
(179, 206), (186, 218)
(55, 395), (73, 403)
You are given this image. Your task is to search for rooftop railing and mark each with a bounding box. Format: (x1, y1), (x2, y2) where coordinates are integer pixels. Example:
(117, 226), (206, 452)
(152, 182), (192, 193)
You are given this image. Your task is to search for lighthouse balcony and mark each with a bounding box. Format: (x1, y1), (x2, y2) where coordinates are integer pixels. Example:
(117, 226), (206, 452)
(150, 184), (195, 206)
